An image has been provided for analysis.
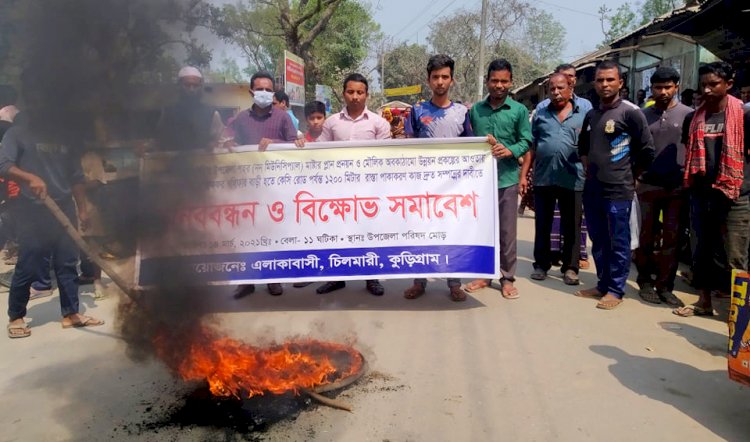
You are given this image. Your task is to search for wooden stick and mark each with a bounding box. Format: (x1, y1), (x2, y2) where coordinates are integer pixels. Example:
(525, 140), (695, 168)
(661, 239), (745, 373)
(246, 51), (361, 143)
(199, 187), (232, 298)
(303, 389), (353, 412)
(42, 196), (137, 299)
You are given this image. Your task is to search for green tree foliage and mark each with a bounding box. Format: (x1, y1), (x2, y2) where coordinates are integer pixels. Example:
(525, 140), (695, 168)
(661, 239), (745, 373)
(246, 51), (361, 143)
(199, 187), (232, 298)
(599, 0), (686, 45)
(209, 0), (379, 100)
(425, 0), (566, 102)
(377, 43), (431, 102)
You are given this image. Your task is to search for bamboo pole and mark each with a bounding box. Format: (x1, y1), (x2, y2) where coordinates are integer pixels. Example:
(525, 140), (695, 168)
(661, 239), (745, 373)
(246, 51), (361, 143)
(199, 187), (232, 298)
(42, 196), (137, 299)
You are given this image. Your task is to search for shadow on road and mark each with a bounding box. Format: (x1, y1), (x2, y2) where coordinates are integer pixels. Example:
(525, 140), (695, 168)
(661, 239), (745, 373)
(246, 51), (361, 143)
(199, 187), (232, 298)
(658, 321), (728, 357)
(174, 280), (489, 314)
(590, 344), (750, 441)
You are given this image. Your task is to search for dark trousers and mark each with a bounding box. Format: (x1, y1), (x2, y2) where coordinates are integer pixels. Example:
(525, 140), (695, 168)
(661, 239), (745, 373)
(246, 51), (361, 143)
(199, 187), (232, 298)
(691, 189), (750, 294)
(498, 185), (518, 281)
(533, 186), (582, 273)
(7, 200), (80, 320)
(634, 187), (684, 292)
(414, 278), (461, 287)
(584, 190), (632, 298)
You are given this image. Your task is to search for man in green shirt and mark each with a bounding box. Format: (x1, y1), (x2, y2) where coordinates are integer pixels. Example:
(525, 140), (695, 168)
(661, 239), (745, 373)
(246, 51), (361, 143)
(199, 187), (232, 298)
(465, 59), (532, 299)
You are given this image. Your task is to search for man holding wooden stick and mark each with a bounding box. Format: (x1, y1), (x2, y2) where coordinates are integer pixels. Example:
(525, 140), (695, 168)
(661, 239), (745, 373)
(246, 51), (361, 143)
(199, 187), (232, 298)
(0, 86), (104, 338)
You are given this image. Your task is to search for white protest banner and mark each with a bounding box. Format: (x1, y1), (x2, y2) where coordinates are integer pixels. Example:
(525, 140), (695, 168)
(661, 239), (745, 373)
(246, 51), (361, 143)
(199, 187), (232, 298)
(136, 138), (500, 286)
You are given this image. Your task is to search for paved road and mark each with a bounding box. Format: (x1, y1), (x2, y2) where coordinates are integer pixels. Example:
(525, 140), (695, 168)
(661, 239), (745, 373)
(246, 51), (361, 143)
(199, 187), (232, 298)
(1, 215), (748, 441)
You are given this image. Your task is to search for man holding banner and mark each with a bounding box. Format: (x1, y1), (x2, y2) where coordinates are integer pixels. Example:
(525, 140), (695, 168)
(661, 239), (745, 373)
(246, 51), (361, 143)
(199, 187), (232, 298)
(403, 54), (473, 302)
(465, 59), (532, 299)
(316, 73), (391, 296)
(230, 71), (298, 299)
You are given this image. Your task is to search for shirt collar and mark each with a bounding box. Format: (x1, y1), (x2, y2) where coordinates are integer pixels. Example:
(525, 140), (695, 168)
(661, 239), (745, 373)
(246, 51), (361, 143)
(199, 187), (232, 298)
(340, 107), (371, 122)
(545, 98), (579, 114)
(250, 105), (275, 118)
(482, 96), (512, 111)
(599, 97), (623, 111)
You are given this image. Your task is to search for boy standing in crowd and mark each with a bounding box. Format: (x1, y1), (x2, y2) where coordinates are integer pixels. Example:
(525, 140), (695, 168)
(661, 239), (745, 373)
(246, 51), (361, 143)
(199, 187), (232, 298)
(402, 54), (473, 302)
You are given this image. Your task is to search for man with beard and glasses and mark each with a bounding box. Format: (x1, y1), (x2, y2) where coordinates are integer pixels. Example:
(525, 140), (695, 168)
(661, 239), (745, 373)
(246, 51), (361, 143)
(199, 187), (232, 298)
(156, 67), (225, 152)
(229, 71), (299, 299)
(634, 67), (692, 307)
(402, 54), (473, 302)
(465, 59), (532, 300)
(575, 60), (654, 310)
(673, 62), (750, 317)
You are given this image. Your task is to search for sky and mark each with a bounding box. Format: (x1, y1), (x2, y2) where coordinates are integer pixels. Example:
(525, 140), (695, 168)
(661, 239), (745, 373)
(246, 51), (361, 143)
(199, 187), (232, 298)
(371, 0), (632, 62)
(205, 0), (633, 83)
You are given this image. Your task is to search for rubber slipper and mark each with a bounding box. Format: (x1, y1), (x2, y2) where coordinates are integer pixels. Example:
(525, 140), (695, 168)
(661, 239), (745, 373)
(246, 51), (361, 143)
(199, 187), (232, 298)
(596, 298), (623, 310)
(672, 304), (715, 317)
(575, 288), (604, 299)
(7, 323), (30, 339)
(62, 315), (105, 329)
(464, 279), (490, 293)
(501, 282), (519, 299)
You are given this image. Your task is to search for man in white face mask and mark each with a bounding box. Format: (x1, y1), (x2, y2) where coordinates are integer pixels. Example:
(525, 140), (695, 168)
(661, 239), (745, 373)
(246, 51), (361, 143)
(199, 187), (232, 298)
(227, 71), (298, 153)
(228, 71), (298, 299)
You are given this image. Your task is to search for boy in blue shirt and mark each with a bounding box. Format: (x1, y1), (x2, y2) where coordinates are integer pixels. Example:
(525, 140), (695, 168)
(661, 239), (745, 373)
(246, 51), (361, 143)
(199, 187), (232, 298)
(403, 54), (473, 302)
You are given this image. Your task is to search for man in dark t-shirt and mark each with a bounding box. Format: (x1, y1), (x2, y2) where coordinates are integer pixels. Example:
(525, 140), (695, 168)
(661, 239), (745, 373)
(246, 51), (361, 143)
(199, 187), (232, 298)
(674, 62), (750, 317)
(576, 60), (654, 310)
(634, 67), (692, 307)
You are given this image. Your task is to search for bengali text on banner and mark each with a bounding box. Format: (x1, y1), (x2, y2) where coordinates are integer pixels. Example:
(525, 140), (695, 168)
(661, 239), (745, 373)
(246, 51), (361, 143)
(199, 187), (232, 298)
(136, 138), (500, 286)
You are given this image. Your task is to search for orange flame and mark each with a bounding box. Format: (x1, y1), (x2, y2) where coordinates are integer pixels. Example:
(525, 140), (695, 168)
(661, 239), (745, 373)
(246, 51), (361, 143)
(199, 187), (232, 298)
(153, 325), (363, 398)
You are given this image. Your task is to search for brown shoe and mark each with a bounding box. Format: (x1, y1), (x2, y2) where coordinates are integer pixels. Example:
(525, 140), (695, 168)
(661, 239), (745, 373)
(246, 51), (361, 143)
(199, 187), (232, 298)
(404, 284), (425, 300)
(449, 286), (467, 302)
(579, 259), (590, 270)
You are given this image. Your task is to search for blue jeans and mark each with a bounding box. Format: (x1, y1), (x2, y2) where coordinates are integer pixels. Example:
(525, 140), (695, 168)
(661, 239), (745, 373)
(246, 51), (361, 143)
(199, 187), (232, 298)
(7, 199), (80, 320)
(584, 192), (632, 298)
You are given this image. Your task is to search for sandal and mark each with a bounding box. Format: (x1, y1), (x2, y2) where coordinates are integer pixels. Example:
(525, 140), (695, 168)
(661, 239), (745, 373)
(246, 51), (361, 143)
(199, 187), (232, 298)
(596, 296), (623, 310)
(672, 304), (715, 317)
(62, 315), (105, 329)
(464, 279), (490, 293)
(8, 322), (31, 339)
(404, 284), (426, 300)
(574, 287), (604, 299)
(449, 286), (467, 302)
(501, 281), (519, 299)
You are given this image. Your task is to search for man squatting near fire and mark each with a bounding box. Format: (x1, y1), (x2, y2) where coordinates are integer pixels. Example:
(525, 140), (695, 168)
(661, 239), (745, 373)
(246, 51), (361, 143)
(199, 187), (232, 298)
(1, 73), (104, 338)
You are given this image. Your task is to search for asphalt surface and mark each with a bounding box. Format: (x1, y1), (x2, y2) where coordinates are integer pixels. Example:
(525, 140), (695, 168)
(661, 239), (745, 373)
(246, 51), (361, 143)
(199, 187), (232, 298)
(1, 214), (748, 441)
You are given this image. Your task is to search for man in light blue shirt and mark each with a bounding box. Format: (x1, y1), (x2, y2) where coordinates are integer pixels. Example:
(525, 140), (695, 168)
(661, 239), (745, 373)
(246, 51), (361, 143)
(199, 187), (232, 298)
(534, 64), (592, 116)
(521, 72), (586, 286)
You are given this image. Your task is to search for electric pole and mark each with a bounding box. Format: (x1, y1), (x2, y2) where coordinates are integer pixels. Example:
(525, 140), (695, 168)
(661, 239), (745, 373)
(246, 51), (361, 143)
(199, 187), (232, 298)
(476, 0), (489, 101)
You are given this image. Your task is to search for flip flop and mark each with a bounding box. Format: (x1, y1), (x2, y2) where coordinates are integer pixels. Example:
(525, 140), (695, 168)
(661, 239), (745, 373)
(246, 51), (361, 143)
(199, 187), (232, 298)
(574, 287), (604, 299)
(501, 282), (519, 300)
(672, 304), (715, 317)
(7, 322), (30, 339)
(62, 315), (105, 329)
(596, 297), (623, 310)
(464, 279), (490, 293)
